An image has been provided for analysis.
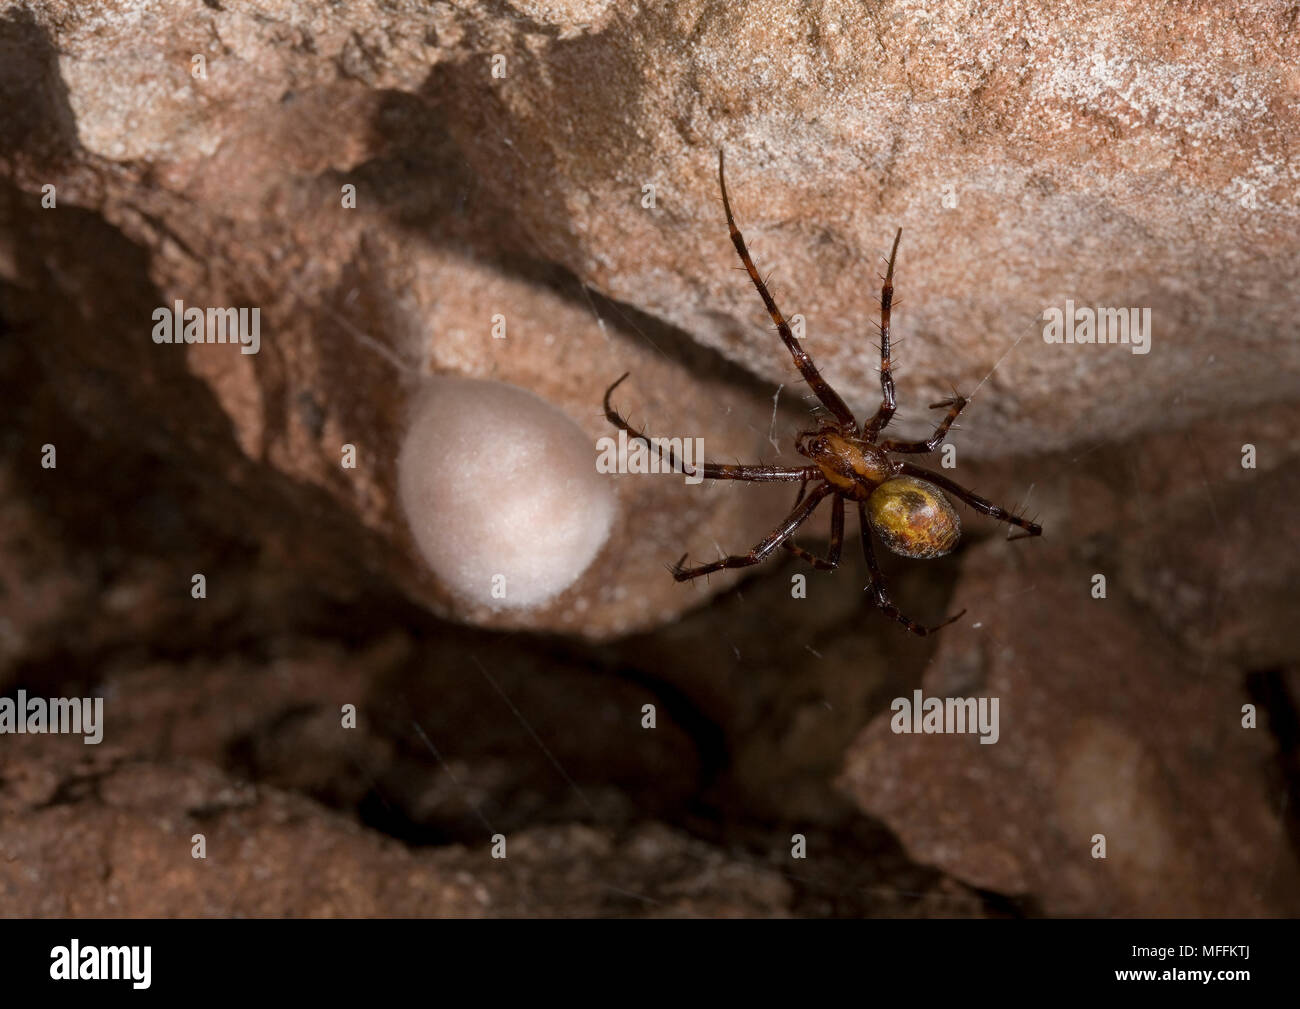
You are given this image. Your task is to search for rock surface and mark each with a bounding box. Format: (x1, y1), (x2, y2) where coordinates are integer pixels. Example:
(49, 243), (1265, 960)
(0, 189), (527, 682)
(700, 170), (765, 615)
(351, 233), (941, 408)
(839, 406), (1300, 916)
(1, 1), (1298, 918)
(1, 751), (795, 917)
(4, 0), (1299, 632)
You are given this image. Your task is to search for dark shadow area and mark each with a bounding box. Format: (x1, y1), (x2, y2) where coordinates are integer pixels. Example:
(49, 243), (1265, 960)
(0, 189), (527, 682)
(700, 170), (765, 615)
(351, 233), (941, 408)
(1245, 668), (1300, 858)
(0, 9), (79, 164)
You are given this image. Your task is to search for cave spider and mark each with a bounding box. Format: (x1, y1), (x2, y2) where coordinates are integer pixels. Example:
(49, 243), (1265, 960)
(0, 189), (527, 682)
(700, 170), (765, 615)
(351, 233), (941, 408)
(604, 152), (1041, 635)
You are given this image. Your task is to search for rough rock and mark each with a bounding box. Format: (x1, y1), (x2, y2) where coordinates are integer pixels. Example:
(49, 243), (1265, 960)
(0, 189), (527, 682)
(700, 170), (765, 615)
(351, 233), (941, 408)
(4, 1), (1298, 632)
(0, 751), (793, 917)
(432, 0), (1300, 457)
(839, 406), (1300, 916)
(1, 1), (1298, 919)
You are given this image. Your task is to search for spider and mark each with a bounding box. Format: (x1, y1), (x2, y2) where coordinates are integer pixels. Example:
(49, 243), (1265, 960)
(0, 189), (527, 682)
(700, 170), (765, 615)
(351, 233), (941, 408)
(603, 151), (1042, 635)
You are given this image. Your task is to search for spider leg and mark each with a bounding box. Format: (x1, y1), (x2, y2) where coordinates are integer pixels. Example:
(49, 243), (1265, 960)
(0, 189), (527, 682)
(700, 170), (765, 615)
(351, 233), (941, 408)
(897, 462), (1043, 539)
(783, 492), (844, 571)
(879, 394), (968, 453)
(604, 373), (816, 483)
(858, 503), (966, 636)
(862, 228), (903, 441)
(717, 151), (858, 432)
(674, 483), (832, 581)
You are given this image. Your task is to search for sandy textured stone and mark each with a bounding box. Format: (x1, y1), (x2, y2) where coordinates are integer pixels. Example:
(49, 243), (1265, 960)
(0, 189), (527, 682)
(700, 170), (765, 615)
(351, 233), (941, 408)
(1, 0), (1298, 920)
(0, 752), (792, 917)
(838, 410), (1300, 915)
(433, 1), (1300, 458)
(841, 540), (1300, 916)
(4, 1), (1298, 634)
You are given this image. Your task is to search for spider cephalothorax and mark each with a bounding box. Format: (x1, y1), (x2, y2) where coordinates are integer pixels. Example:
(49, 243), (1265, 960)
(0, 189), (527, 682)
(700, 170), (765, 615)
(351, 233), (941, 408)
(604, 152), (1041, 635)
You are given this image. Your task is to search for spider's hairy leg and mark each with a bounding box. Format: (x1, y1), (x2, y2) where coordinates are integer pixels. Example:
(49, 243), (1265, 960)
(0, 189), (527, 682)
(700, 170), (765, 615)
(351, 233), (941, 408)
(673, 483), (832, 581)
(863, 227), (903, 441)
(783, 491), (844, 571)
(603, 373), (815, 482)
(879, 393), (968, 454)
(897, 462), (1043, 539)
(858, 502), (966, 636)
(717, 151), (858, 432)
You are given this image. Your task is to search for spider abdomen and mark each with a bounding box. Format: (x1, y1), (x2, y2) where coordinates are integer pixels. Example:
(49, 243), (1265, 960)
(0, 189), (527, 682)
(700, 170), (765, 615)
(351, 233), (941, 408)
(867, 475), (961, 559)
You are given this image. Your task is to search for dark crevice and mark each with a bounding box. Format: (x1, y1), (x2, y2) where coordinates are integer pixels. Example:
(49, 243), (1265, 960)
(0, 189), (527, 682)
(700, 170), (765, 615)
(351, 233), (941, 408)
(355, 788), (459, 848)
(598, 661), (732, 798)
(1244, 667), (1300, 858)
(972, 887), (1042, 919)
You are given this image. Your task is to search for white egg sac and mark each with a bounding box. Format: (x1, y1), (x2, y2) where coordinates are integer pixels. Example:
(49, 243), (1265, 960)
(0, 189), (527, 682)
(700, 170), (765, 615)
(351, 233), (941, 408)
(398, 377), (617, 610)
